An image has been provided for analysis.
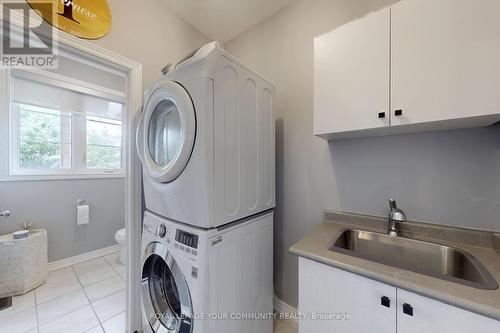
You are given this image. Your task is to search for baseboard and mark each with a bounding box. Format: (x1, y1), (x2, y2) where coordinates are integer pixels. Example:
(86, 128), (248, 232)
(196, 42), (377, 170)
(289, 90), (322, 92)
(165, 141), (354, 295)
(48, 244), (120, 271)
(273, 295), (299, 327)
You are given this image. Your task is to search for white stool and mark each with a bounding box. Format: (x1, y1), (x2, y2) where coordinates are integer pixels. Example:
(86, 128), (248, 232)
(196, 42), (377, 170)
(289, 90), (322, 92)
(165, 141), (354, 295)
(0, 229), (47, 298)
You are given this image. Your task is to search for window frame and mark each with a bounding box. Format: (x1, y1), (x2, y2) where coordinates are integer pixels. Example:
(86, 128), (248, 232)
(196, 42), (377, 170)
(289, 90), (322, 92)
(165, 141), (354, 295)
(1, 11), (143, 330)
(10, 103), (73, 175)
(2, 68), (127, 180)
(85, 114), (125, 171)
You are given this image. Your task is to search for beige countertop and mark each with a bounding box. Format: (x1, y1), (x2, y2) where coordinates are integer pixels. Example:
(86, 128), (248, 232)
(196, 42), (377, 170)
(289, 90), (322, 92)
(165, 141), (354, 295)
(290, 211), (500, 321)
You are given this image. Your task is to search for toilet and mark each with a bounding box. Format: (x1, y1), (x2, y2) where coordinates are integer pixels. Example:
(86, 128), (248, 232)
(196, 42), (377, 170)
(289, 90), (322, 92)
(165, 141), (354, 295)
(114, 228), (126, 265)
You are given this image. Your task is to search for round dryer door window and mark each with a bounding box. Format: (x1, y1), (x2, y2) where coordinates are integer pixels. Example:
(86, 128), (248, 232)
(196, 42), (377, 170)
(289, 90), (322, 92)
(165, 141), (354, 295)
(142, 242), (193, 333)
(148, 100), (182, 167)
(137, 81), (196, 183)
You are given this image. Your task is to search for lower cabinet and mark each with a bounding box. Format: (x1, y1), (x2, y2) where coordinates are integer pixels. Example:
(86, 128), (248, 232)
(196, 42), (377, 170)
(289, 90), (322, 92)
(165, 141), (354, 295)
(299, 257), (396, 333)
(397, 289), (500, 333)
(298, 257), (500, 333)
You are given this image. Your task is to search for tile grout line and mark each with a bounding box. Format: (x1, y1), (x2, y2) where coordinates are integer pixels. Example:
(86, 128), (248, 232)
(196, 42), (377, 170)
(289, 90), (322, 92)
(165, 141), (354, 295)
(103, 251), (126, 282)
(37, 304), (90, 331)
(3, 255), (122, 333)
(36, 269), (89, 331)
(93, 288), (125, 305)
(35, 283), (81, 307)
(82, 272), (120, 287)
(100, 310), (126, 330)
(72, 258), (107, 333)
(0, 294), (56, 333)
(83, 324), (105, 333)
(35, 268), (82, 306)
(0, 293), (36, 320)
(82, 274), (126, 303)
(36, 286), (82, 307)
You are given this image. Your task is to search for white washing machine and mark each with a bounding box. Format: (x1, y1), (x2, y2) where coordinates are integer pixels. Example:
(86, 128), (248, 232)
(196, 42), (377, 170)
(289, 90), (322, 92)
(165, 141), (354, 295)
(141, 210), (273, 333)
(136, 41), (275, 229)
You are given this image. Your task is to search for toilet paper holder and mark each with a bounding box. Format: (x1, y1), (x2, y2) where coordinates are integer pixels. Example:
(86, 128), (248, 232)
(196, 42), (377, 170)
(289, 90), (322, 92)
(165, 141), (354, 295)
(76, 199), (90, 225)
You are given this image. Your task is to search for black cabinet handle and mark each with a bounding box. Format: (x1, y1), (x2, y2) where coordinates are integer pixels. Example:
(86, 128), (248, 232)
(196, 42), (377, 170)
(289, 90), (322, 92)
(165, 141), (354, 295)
(381, 296), (391, 308)
(378, 112), (386, 119)
(395, 109), (403, 116)
(403, 303), (413, 316)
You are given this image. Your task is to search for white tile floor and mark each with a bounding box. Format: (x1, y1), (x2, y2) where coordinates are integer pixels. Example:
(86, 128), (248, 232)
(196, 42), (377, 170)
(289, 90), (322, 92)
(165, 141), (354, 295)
(0, 251), (126, 333)
(0, 250), (297, 333)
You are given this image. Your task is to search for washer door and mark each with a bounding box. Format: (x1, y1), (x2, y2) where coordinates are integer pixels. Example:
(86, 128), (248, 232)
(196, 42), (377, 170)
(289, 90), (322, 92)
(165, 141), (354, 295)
(142, 242), (193, 333)
(137, 81), (196, 183)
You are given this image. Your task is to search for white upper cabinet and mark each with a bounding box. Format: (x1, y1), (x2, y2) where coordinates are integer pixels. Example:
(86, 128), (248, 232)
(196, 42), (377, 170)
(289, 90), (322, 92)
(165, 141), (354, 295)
(314, 8), (390, 136)
(314, 0), (500, 140)
(391, 0), (500, 127)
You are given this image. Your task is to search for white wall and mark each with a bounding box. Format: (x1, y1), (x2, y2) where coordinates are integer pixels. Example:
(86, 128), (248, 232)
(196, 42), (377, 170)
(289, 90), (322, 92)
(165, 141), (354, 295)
(0, 0), (209, 262)
(226, 0), (500, 307)
(93, 0), (210, 90)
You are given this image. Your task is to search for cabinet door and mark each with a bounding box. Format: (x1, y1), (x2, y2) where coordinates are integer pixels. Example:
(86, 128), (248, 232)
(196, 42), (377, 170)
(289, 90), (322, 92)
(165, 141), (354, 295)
(299, 258), (396, 333)
(391, 0), (500, 126)
(397, 289), (500, 333)
(313, 7), (390, 136)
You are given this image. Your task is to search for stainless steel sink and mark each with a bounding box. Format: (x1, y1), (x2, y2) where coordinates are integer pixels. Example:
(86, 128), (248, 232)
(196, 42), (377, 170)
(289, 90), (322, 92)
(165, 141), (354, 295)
(330, 229), (498, 290)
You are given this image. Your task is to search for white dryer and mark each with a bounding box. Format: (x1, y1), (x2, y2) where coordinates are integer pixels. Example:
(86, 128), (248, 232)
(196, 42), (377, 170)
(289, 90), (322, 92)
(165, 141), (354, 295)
(137, 41), (275, 229)
(141, 210), (273, 333)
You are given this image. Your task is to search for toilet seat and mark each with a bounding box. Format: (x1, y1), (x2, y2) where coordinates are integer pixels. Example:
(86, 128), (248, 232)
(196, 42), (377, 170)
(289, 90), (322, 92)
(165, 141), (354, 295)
(115, 228), (126, 265)
(115, 228), (126, 242)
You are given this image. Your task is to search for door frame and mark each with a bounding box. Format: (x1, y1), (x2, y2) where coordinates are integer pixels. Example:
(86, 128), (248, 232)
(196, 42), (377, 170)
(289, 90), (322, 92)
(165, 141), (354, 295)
(3, 12), (143, 332)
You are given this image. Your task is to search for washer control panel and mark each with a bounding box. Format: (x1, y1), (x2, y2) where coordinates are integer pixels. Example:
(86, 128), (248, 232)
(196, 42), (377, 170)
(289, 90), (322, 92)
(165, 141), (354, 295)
(174, 229), (199, 256)
(144, 212), (202, 260)
(175, 229), (198, 249)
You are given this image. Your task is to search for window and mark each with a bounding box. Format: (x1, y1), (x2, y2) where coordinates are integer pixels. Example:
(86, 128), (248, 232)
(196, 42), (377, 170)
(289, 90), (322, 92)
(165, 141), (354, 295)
(9, 70), (125, 177)
(86, 115), (122, 170)
(15, 104), (72, 170)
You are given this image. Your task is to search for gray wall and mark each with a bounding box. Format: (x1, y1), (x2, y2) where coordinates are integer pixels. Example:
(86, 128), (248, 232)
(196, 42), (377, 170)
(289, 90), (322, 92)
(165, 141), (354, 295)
(226, 0), (500, 308)
(0, 179), (125, 262)
(0, 0), (209, 262)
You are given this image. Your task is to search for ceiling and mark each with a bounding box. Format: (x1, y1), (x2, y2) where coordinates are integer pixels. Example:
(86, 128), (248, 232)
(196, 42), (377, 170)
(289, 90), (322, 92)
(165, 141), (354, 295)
(162, 0), (296, 42)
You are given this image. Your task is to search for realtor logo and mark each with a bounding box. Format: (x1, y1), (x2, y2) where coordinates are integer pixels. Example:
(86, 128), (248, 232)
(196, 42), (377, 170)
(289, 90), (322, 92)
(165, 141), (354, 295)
(1, 2), (58, 68)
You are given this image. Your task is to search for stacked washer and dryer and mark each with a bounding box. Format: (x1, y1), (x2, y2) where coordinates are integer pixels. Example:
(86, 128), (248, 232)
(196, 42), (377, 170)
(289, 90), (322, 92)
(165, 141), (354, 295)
(136, 41), (275, 333)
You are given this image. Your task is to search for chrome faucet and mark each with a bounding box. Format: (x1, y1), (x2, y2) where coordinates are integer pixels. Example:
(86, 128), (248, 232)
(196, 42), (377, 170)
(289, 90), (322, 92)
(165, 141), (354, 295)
(388, 199), (406, 236)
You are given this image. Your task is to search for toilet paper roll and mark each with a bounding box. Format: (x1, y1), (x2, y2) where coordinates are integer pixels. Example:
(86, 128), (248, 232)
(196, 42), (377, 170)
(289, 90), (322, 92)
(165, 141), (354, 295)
(77, 205), (90, 225)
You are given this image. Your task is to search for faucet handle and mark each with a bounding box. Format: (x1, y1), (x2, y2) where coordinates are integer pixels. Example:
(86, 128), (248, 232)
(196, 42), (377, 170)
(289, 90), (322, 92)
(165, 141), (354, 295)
(389, 198), (397, 210)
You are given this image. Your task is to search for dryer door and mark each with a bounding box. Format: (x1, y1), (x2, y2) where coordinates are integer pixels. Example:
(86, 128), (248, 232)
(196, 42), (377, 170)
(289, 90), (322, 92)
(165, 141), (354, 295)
(142, 242), (193, 333)
(137, 81), (196, 183)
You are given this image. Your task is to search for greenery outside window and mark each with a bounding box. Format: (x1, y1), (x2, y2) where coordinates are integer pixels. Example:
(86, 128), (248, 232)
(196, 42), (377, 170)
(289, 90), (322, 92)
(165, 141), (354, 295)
(9, 70), (125, 177)
(86, 116), (123, 170)
(16, 104), (72, 170)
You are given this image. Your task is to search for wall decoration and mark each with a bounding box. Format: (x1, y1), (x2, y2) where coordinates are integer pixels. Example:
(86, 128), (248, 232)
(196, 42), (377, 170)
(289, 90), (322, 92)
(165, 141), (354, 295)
(26, 0), (112, 39)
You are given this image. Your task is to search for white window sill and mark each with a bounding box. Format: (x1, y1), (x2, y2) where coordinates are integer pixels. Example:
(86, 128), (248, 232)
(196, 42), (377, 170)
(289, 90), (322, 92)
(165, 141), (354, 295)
(0, 173), (126, 182)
